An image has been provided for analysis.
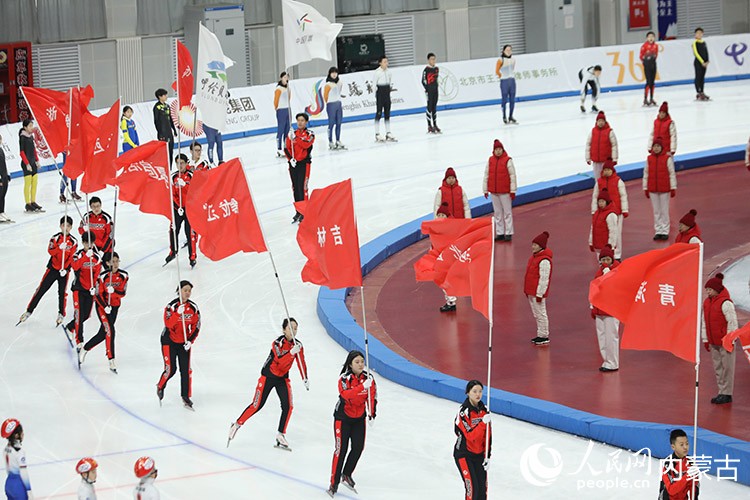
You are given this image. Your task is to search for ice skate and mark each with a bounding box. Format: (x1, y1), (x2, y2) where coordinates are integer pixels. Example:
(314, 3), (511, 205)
(163, 252), (176, 267)
(156, 386), (164, 406)
(189, 259), (196, 269)
(341, 475), (358, 493)
(591, 105), (599, 112)
(385, 132), (397, 142)
(55, 314), (64, 327)
(375, 133), (385, 143)
(580, 105), (586, 113)
(182, 396), (195, 411)
(16, 311), (30, 326)
(433, 125), (442, 133)
(59, 194), (67, 204)
(508, 117), (517, 125)
(326, 485), (337, 497)
(427, 125), (434, 133)
(71, 192), (82, 201)
(649, 99), (657, 106)
(642, 99), (650, 107)
(31, 202), (45, 212)
(439, 303), (456, 313)
(0, 213), (14, 223)
(276, 149), (285, 158)
(335, 141), (347, 150)
(503, 117), (508, 124)
(109, 359), (117, 374)
(227, 422), (241, 447)
(61, 324), (75, 348)
(329, 142), (338, 150)
(274, 433), (292, 451)
(78, 347), (87, 367)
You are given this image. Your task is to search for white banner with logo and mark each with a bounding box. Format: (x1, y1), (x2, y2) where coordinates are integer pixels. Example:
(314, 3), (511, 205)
(3, 34), (748, 175)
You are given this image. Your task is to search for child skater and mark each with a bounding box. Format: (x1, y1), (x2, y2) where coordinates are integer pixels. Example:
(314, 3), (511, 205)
(75, 457), (98, 500)
(227, 318), (309, 450)
(133, 457), (160, 499)
(2, 418), (32, 500)
(274, 72), (290, 158)
(121, 105), (139, 152)
(454, 380), (491, 500)
(579, 65), (602, 113)
(640, 31), (659, 106)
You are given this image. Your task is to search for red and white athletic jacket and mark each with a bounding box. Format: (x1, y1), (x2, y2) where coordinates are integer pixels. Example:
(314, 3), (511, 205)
(454, 398), (492, 459)
(79, 211), (113, 250)
(96, 269), (129, 308)
(171, 170), (193, 208)
(659, 453), (700, 500)
(334, 370), (377, 421)
(284, 128), (315, 163)
(261, 335), (308, 379)
(71, 249), (103, 292)
(47, 232), (78, 270)
(163, 298), (201, 343)
(190, 159), (211, 172)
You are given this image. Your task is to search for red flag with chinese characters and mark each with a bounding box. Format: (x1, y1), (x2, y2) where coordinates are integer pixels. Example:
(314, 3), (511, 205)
(172, 40), (194, 110)
(185, 158), (267, 260)
(70, 99), (120, 193)
(589, 243), (701, 362)
(67, 85), (95, 154)
(417, 218), (493, 319)
(21, 87), (70, 156)
(296, 179), (362, 289)
(113, 140), (172, 219)
(723, 322), (750, 365)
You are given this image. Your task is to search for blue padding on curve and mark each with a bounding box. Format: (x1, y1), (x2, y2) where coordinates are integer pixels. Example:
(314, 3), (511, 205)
(318, 143), (750, 485)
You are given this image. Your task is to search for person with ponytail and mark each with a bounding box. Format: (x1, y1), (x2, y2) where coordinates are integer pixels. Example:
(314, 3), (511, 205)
(18, 119), (43, 213)
(324, 67), (346, 150)
(121, 105), (139, 152)
(495, 44), (517, 124)
(274, 72), (291, 158)
(454, 380), (491, 500)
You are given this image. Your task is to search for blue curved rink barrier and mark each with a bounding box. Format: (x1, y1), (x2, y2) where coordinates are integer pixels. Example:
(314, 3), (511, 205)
(317, 145), (750, 486)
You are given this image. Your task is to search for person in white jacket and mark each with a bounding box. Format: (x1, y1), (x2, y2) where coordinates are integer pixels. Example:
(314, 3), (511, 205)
(433, 167), (471, 219)
(585, 111), (619, 179)
(643, 138), (677, 240)
(647, 102), (677, 156)
(483, 139), (517, 241)
(591, 161), (628, 259)
(589, 190), (619, 261)
(702, 273), (738, 405)
(75, 457), (98, 500)
(133, 457), (160, 500)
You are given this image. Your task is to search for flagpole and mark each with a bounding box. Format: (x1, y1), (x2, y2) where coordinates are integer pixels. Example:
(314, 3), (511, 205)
(108, 97), (122, 309)
(165, 141), (188, 344)
(85, 191), (95, 302)
(175, 38), (182, 159)
(485, 217), (495, 470)
(360, 285), (373, 418)
(691, 241), (704, 499)
(70, 85), (83, 212)
(238, 158), (307, 383)
(59, 88), (74, 277)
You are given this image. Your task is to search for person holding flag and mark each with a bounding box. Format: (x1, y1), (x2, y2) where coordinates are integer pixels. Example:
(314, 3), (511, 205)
(702, 273), (738, 405)
(525, 231), (552, 346)
(18, 119), (43, 213)
(79, 196), (114, 254)
(189, 142), (210, 172)
(227, 318), (308, 451)
(165, 154), (197, 268)
(120, 105), (139, 153)
(454, 379), (491, 500)
(659, 429), (701, 499)
(285, 113), (315, 224)
(590, 244), (620, 372)
(65, 231), (103, 359)
(153, 89), (176, 165)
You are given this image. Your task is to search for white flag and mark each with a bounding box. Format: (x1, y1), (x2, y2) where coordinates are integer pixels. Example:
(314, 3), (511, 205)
(282, 0), (343, 69)
(195, 23), (235, 132)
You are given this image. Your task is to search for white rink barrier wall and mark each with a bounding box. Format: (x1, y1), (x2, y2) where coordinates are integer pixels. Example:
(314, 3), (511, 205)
(2, 33), (749, 176)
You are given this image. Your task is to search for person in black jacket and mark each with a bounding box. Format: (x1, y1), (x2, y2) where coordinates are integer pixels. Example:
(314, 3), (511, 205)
(0, 133), (12, 222)
(153, 89), (177, 164)
(422, 53), (440, 134)
(19, 119), (42, 213)
(692, 27), (710, 101)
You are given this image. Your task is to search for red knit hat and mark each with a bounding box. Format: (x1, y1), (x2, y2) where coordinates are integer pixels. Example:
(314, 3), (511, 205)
(596, 111), (606, 122)
(599, 244), (615, 261)
(652, 137), (664, 148)
(444, 167), (457, 181)
(532, 231), (549, 248)
(705, 273), (724, 292)
(679, 209), (697, 227)
(436, 202), (451, 217)
(659, 101), (669, 114)
(597, 189), (611, 204)
(493, 139), (503, 150)
(602, 159), (616, 172)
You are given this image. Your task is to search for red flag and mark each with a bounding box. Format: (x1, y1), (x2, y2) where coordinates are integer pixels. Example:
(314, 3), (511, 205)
(68, 85), (95, 152)
(185, 159), (267, 260)
(296, 179), (362, 289)
(723, 322), (750, 364)
(589, 243), (701, 362)
(417, 219), (493, 319)
(113, 140), (172, 219)
(172, 41), (194, 110)
(21, 87), (70, 156)
(68, 99), (120, 193)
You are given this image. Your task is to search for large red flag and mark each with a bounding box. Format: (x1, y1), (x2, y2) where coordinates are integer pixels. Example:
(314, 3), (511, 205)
(723, 322), (750, 365)
(21, 87), (70, 156)
(67, 85), (95, 154)
(69, 99), (120, 193)
(589, 243), (701, 362)
(113, 140), (172, 219)
(296, 179), (362, 289)
(416, 219), (493, 319)
(186, 159), (267, 260)
(172, 40), (194, 110)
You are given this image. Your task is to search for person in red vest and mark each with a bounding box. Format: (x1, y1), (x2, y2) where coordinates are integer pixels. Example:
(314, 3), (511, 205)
(590, 244), (620, 372)
(434, 203), (459, 313)
(525, 231), (552, 346)
(643, 137), (676, 240)
(591, 160), (628, 259)
(702, 273), (738, 405)
(589, 190), (618, 260)
(675, 209), (702, 244)
(648, 102), (677, 156)
(483, 139), (517, 241)
(585, 111), (618, 179)
(434, 167), (470, 219)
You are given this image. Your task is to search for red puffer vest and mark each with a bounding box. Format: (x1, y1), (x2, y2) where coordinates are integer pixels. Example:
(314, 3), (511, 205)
(646, 152), (670, 193)
(596, 175), (623, 214)
(439, 182), (466, 219)
(675, 224), (702, 243)
(653, 116), (673, 152)
(590, 125), (613, 162)
(591, 261), (620, 316)
(524, 248), (553, 297)
(487, 153), (511, 194)
(591, 205), (616, 249)
(704, 288), (732, 345)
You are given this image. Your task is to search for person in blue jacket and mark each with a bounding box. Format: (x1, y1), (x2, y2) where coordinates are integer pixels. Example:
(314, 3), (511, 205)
(121, 105), (140, 152)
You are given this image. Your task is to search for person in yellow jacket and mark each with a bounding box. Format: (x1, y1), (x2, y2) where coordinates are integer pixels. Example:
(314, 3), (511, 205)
(121, 106), (139, 152)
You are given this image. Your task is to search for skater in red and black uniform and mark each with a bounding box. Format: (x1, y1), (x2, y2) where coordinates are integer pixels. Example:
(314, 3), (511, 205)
(639, 31), (659, 106)
(80, 252), (128, 373)
(454, 379), (492, 500)
(79, 196), (113, 253)
(327, 350), (377, 497)
(227, 318), (309, 450)
(65, 231), (102, 354)
(165, 154), (197, 268)
(19, 216), (78, 326)
(157, 280), (201, 410)
(422, 52), (440, 133)
(285, 113), (315, 224)
(189, 142), (210, 172)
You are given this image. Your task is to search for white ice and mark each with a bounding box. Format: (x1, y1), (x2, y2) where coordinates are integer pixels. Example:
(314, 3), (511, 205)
(2, 80), (750, 499)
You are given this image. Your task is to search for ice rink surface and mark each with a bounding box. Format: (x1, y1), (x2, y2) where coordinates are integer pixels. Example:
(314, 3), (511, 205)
(2, 81), (750, 499)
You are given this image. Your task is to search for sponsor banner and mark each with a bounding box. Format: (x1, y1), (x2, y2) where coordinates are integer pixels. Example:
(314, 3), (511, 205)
(657, 0), (678, 40)
(628, 0), (651, 30)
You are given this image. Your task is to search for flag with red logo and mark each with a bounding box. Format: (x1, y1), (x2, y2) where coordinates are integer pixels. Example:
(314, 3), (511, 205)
(416, 219), (493, 319)
(113, 140), (172, 219)
(21, 87), (70, 156)
(296, 179), (362, 289)
(723, 322), (750, 365)
(186, 158), (267, 260)
(171, 40), (194, 110)
(68, 99), (120, 193)
(589, 243), (701, 362)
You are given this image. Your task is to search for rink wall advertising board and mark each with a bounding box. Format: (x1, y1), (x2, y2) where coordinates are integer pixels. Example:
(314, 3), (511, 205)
(1, 33), (749, 176)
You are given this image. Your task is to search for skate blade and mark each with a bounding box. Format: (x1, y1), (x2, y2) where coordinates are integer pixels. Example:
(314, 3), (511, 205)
(183, 404), (195, 412)
(342, 483), (358, 494)
(326, 489), (335, 498)
(110, 368), (118, 374)
(274, 443), (292, 452)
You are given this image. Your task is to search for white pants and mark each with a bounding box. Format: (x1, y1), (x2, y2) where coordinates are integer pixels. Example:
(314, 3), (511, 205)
(443, 290), (456, 305)
(591, 161), (604, 179)
(710, 345), (736, 395)
(528, 296), (549, 338)
(615, 214), (623, 259)
(595, 315), (620, 369)
(490, 193), (514, 236)
(649, 192), (671, 235)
